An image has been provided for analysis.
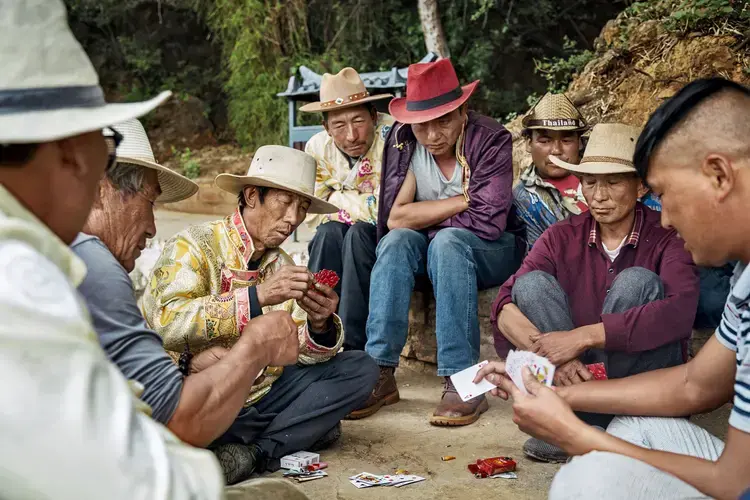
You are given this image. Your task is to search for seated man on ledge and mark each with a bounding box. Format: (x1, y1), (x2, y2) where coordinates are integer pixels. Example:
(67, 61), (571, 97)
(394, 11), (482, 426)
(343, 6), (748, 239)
(492, 123), (699, 463)
(142, 146), (378, 484)
(350, 58), (524, 425)
(74, 120), (310, 488)
(478, 77), (750, 500)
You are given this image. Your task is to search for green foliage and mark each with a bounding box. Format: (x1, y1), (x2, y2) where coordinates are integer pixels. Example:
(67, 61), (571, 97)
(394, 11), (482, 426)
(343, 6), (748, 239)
(179, 148), (201, 179)
(534, 37), (595, 93)
(666, 0), (747, 31)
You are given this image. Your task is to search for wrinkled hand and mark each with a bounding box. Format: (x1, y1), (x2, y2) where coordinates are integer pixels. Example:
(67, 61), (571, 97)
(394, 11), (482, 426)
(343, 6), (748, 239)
(530, 329), (588, 366)
(190, 346), (229, 374)
(554, 359), (594, 386)
(241, 310), (300, 366)
(256, 265), (312, 307)
(473, 360), (512, 400)
(497, 366), (601, 456)
(298, 282), (339, 333)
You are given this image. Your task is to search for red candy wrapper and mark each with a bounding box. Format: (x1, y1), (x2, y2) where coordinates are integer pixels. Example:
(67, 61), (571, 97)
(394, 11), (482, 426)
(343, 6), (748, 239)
(586, 362), (608, 381)
(468, 457), (517, 478)
(310, 269), (340, 290)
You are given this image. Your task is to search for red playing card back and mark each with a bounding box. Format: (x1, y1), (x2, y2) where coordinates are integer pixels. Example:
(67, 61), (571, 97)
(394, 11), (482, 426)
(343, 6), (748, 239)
(586, 362), (608, 381)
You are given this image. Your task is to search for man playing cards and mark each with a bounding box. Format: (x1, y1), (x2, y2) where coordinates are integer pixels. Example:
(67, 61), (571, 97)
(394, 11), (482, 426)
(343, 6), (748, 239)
(491, 123), (699, 462)
(479, 78), (750, 500)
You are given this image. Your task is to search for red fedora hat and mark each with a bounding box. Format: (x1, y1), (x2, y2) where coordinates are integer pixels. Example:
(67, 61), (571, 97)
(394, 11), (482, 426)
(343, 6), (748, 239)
(389, 59), (479, 124)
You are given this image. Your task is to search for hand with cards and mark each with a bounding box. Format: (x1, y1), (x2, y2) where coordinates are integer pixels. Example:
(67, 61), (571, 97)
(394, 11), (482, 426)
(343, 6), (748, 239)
(504, 350), (555, 394)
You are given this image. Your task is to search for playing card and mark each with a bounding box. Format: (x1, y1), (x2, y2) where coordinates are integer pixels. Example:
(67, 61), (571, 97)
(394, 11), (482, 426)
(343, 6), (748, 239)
(450, 360), (496, 402)
(529, 353), (555, 386)
(586, 362), (608, 380)
(349, 479), (376, 489)
(394, 476), (425, 488)
(506, 350), (555, 394)
(383, 474), (422, 486)
(349, 472), (384, 485)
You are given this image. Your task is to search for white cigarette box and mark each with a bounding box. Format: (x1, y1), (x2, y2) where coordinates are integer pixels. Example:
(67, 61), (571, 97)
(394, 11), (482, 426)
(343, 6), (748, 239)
(280, 451), (320, 470)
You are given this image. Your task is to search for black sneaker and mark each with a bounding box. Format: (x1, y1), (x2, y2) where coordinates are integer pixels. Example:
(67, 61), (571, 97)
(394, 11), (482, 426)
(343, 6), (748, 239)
(213, 443), (266, 485)
(522, 437), (568, 463)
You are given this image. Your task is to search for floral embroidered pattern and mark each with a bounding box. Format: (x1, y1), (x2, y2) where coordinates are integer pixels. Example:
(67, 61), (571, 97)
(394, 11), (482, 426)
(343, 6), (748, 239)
(338, 209), (353, 225)
(358, 158), (372, 177)
(360, 180), (374, 193)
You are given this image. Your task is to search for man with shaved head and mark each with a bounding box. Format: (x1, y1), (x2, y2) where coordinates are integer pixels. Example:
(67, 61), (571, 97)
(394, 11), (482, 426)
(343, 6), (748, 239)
(474, 78), (750, 499)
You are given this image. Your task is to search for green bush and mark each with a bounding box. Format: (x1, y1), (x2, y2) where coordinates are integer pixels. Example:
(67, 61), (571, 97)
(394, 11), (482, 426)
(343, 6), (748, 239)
(179, 148), (201, 179)
(534, 37), (594, 93)
(667, 0), (747, 31)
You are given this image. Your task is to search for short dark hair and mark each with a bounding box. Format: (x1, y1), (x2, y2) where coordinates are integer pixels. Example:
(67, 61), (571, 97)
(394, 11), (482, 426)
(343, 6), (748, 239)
(322, 102), (377, 124)
(237, 185), (269, 211)
(0, 143), (39, 167)
(634, 78), (750, 179)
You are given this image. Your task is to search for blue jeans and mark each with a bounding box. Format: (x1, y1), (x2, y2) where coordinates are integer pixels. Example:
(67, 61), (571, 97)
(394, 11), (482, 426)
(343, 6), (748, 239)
(365, 228), (523, 376)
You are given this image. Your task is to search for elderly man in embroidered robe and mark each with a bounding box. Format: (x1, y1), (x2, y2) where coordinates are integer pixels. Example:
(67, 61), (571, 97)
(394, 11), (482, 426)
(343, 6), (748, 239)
(301, 68), (394, 351)
(492, 123), (699, 464)
(142, 146), (378, 483)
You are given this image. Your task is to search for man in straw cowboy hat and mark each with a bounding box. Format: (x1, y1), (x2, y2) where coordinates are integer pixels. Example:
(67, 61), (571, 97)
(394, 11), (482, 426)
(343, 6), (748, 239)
(300, 67), (394, 352)
(0, 1), (312, 498)
(514, 92), (589, 248)
(489, 123), (699, 463)
(72, 118), (305, 474)
(478, 78), (750, 500)
(349, 58), (524, 425)
(142, 145), (379, 484)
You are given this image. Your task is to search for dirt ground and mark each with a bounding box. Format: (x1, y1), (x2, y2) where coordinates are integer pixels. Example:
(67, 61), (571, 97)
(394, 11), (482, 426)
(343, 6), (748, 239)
(150, 209), (731, 500)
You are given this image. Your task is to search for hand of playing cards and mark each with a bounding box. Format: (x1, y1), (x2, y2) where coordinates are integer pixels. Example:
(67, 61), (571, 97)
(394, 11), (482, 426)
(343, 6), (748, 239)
(505, 350), (555, 394)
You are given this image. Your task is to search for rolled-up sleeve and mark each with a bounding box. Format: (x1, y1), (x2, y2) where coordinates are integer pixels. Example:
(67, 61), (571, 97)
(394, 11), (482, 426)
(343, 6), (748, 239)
(602, 234), (699, 352)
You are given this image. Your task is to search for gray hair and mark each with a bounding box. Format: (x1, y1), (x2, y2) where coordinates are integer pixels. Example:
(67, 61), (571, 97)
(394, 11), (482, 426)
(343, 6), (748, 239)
(105, 161), (147, 196)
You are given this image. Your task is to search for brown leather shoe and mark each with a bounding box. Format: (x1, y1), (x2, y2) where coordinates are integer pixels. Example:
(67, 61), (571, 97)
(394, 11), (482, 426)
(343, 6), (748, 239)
(345, 366), (400, 419)
(429, 376), (489, 426)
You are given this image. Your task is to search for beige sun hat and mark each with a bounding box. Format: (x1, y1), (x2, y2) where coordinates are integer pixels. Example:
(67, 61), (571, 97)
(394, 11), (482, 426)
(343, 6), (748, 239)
(0, 0), (170, 144)
(298, 68), (392, 113)
(549, 123), (642, 174)
(111, 119), (199, 204)
(522, 92), (588, 131)
(215, 146), (339, 214)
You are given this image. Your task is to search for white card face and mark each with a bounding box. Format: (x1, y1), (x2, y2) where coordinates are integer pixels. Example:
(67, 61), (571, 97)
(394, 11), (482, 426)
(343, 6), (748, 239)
(450, 360), (496, 402)
(506, 350), (555, 394)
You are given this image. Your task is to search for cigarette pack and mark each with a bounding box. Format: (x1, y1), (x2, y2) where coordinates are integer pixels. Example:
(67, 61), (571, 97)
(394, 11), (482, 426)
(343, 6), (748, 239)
(280, 451), (320, 470)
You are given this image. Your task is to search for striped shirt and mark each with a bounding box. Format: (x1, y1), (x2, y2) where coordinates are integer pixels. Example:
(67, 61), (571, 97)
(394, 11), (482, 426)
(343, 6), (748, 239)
(715, 262), (750, 433)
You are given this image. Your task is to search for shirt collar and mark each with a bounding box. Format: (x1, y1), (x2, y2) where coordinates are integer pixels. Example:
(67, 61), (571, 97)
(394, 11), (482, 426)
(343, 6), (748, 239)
(0, 185), (87, 286)
(588, 203), (644, 249)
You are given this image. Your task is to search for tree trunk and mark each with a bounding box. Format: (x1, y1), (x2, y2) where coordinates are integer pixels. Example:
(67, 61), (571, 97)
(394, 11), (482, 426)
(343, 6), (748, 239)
(417, 0), (450, 59)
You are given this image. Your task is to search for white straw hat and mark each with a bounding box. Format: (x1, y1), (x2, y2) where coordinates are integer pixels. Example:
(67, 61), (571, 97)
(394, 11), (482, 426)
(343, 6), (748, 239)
(0, 0), (170, 144)
(549, 123), (642, 174)
(111, 119), (198, 203)
(215, 146), (339, 214)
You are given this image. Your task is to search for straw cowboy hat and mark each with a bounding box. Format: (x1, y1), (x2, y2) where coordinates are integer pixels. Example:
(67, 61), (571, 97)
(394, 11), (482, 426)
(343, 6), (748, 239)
(111, 119), (199, 204)
(549, 123), (642, 174)
(0, 0), (170, 144)
(299, 68), (392, 113)
(522, 92), (588, 132)
(389, 59), (479, 124)
(215, 146), (339, 214)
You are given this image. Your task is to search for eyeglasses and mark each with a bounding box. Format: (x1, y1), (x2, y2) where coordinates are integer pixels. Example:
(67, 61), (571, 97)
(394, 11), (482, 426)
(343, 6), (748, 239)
(103, 127), (123, 171)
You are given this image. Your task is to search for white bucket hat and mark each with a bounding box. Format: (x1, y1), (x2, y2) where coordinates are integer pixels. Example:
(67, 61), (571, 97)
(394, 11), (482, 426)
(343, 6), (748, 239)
(549, 123), (642, 174)
(0, 0), (170, 144)
(111, 119), (199, 204)
(215, 146), (339, 214)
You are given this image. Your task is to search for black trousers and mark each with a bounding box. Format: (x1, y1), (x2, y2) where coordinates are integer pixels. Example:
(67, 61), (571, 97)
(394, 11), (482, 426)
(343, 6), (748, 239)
(212, 351), (378, 467)
(308, 221), (377, 351)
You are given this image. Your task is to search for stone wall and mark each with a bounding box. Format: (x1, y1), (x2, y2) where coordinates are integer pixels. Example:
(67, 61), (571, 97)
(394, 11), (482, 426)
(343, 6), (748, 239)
(160, 180), (236, 215)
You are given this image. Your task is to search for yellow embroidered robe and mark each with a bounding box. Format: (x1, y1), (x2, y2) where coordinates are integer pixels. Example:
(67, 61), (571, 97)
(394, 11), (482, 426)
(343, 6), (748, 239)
(142, 208), (344, 405)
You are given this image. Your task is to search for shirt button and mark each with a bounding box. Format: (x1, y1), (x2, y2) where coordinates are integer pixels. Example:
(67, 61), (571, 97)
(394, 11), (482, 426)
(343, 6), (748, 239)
(608, 268), (614, 274)
(606, 289), (610, 294)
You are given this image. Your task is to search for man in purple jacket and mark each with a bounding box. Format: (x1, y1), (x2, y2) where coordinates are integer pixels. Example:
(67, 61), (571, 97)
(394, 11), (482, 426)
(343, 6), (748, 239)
(346, 59), (524, 425)
(492, 123), (699, 462)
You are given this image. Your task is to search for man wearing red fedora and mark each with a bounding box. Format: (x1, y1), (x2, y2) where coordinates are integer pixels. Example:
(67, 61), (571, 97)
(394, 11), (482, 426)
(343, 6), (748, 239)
(347, 59), (524, 425)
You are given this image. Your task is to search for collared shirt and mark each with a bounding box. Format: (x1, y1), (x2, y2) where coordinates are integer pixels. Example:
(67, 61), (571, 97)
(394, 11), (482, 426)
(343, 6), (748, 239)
(0, 186), (222, 499)
(493, 204), (699, 357)
(142, 208), (344, 406)
(305, 112), (394, 228)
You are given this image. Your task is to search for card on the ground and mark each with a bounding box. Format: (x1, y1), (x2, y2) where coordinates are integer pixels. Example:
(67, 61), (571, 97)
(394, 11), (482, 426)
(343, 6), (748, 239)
(506, 350), (555, 394)
(349, 472), (384, 485)
(586, 362), (608, 380)
(394, 476), (425, 488)
(450, 360), (496, 402)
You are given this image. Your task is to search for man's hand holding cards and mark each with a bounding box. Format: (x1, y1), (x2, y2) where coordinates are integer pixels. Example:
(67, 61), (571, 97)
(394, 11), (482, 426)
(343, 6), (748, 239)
(469, 351), (556, 398)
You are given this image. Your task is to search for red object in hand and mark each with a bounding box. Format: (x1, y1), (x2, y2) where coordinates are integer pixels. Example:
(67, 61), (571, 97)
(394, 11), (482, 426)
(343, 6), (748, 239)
(311, 269), (340, 290)
(468, 457), (517, 478)
(586, 362), (608, 381)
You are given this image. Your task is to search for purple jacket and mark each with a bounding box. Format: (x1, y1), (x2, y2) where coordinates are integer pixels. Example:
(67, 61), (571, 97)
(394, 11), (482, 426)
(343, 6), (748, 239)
(376, 111), (514, 242)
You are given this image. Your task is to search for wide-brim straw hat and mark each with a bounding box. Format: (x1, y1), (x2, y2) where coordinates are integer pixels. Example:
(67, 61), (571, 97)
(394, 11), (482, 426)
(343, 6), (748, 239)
(0, 0), (170, 144)
(215, 146), (339, 214)
(522, 92), (588, 132)
(549, 123), (642, 174)
(112, 119), (198, 204)
(299, 67), (392, 113)
(389, 59), (479, 124)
